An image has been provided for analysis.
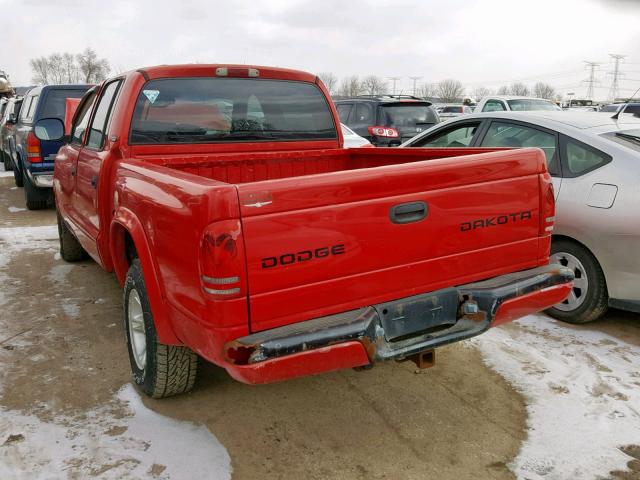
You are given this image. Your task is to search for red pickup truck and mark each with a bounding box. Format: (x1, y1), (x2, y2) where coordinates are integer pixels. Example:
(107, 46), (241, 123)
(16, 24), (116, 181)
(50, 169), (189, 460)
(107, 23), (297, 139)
(36, 64), (573, 398)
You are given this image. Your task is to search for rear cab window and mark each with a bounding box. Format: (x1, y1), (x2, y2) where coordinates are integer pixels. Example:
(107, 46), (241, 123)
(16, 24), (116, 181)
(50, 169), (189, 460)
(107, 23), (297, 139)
(38, 89), (89, 121)
(129, 78), (337, 144)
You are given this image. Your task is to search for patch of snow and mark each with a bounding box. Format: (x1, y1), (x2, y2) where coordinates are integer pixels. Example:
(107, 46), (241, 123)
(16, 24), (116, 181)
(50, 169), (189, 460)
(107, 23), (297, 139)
(0, 225), (58, 248)
(0, 385), (232, 479)
(475, 314), (640, 479)
(61, 302), (80, 318)
(48, 264), (74, 284)
(8, 206), (26, 213)
(53, 252), (61, 261)
(10, 187), (17, 190)
(0, 170), (13, 178)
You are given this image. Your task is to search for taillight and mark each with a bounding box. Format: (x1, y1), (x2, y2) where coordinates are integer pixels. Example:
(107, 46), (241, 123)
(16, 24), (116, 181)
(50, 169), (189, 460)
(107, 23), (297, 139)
(367, 126), (399, 138)
(538, 173), (556, 263)
(199, 219), (246, 299)
(27, 132), (41, 163)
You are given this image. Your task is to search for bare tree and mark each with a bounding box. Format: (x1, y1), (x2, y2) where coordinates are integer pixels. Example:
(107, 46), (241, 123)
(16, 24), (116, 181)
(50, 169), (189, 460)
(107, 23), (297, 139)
(436, 79), (464, 103)
(62, 53), (80, 83)
(509, 82), (530, 96)
(360, 75), (387, 95)
(497, 85), (510, 95)
(338, 75), (363, 97)
(472, 86), (493, 100)
(533, 82), (556, 100)
(30, 57), (51, 85)
(318, 72), (338, 96)
(416, 82), (437, 100)
(76, 48), (110, 83)
(48, 53), (65, 84)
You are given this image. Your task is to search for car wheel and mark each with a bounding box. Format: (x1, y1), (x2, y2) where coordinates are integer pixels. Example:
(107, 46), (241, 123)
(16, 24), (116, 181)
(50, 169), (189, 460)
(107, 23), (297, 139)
(57, 212), (88, 262)
(124, 259), (198, 398)
(546, 239), (608, 323)
(24, 172), (50, 210)
(2, 151), (13, 171)
(13, 158), (23, 187)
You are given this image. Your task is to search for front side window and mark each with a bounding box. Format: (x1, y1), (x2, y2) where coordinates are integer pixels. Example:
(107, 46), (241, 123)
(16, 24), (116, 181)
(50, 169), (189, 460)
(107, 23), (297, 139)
(482, 121), (558, 174)
(563, 137), (611, 176)
(412, 122), (481, 147)
(71, 92), (97, 145)
(87, 81), (121, 149)
(482, 100), (506, 112)
(130, 78), (337, 144)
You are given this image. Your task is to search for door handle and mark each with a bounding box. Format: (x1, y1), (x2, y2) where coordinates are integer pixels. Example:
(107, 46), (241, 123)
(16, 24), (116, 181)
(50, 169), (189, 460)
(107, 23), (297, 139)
(71, 168), (76, 177)
(91, 175), (97, 188)
(389, 201), (428, 224)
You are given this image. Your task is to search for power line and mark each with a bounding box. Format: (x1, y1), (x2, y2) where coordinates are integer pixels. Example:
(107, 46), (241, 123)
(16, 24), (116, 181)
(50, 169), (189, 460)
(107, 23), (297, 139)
(408, 76), (422, 96)
(583, 61), (600, 99)
(607, 54), (626, 101)
(387, 77), (401, 95)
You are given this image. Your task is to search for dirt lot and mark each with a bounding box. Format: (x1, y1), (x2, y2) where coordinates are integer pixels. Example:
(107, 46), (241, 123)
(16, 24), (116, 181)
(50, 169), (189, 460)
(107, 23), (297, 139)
(0, 173), (638, 480)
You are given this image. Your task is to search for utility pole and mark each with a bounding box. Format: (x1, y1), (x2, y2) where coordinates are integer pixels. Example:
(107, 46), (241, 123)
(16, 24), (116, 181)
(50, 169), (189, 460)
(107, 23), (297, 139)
(607, 54), (626, 102)
(387, 77), (401, 95)
(583, 61), (600, 100)
(409, 76), (422, 96)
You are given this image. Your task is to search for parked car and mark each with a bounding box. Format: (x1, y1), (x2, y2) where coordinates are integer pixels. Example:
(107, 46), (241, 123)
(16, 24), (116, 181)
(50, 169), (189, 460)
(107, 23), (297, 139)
(334, 94), (440, 146)
(476, 96), (562, 113)
(38, 64), (572, 397)
(439, 104), (473, 119)
(12, 84), (91, 208)
(599, 102), (640, 115)
(341, 123), (373, 147)
(0, 96), (22, 170)
(402, 111), (640, 323)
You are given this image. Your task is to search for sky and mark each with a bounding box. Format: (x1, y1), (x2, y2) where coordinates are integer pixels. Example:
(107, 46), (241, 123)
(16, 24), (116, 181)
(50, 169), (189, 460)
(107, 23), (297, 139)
(2, 0), (640, 99)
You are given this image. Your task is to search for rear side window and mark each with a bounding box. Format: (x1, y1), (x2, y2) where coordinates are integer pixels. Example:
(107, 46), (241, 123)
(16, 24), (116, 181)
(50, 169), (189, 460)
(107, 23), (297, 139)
(39, 89), (88, 120)
(130, 78), (337, 144)
(87, 81), (121, 149)
(336, 103), (353, 122)
(20, 95), (38, 123)
(353, 103), (375, 124)
(562, 136), (611, 177)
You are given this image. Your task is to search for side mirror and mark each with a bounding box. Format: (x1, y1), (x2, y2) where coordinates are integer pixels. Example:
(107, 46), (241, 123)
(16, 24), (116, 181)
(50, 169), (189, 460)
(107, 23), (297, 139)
(7, 113), (16, 124)
(33, 118), (65, 142)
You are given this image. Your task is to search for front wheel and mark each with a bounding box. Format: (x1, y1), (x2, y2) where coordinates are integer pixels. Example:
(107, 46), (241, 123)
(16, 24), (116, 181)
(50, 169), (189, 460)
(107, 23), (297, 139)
(57, 212), (88, 262)
(124, 259), (198, 398)
(545, 239), (608, 324)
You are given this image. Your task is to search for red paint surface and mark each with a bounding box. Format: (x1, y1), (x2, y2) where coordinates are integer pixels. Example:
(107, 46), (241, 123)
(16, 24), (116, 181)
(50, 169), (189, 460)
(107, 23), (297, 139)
(53, 63), (567, 383)
(493, 283), (574, 327)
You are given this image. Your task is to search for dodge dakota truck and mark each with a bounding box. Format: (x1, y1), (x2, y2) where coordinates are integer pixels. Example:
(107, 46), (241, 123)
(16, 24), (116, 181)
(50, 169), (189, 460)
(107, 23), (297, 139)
(36, 64), (574, 398)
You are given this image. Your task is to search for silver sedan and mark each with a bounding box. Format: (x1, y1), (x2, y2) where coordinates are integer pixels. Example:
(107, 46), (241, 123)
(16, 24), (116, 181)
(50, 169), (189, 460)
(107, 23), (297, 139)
(402, 111), (640, 323)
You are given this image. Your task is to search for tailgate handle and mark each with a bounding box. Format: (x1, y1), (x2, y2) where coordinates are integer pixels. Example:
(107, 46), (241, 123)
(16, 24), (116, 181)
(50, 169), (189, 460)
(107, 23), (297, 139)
(390, 201), (428, 224)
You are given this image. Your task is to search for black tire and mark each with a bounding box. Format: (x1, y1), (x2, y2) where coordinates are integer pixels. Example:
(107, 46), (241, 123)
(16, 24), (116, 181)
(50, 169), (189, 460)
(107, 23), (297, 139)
(23, 172), (50, 210)
(2, 151), (13, 171)
(13, 157), (23, 187)
(57, 212), (88, 262)
(545, 239), (608, 324)
(124, 259), (198, 398)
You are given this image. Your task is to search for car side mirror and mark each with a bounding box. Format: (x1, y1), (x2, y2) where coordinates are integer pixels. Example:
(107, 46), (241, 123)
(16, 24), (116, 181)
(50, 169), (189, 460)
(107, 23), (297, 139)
(34, 118), (65, 142)
(7, 113), (16, 124)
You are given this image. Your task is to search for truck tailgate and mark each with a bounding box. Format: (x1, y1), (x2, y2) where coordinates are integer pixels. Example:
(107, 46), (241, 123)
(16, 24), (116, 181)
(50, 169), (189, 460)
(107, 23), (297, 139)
(237, 148), (548, 332)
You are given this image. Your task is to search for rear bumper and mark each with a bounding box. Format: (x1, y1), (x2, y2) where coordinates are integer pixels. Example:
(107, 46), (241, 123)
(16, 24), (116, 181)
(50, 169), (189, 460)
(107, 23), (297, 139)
(224, 264), (574, 384)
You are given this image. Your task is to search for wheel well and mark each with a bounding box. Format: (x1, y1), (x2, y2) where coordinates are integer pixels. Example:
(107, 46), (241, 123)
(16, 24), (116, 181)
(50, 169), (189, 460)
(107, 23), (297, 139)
(125, 231), (138, 265)
(551, 234), (608, 282)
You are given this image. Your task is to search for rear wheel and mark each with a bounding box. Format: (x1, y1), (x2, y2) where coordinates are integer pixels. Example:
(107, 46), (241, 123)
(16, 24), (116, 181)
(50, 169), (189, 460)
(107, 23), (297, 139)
(545, 239), (608, 323)
(124, 259), (198, 398)
(13, 157), (23, 187)
(2, 150), (13, 171)
(57, 212), (88, 262)
(24, 172), (50, 210)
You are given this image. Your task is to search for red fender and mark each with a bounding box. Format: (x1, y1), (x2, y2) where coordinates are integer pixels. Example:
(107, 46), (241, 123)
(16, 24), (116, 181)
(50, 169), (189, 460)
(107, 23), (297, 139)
(110, 207), (180, 345)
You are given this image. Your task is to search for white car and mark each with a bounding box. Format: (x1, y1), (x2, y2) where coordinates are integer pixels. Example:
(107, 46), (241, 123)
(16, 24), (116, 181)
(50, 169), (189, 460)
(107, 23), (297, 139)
(341, 123), (373, 148)
(438, 104), (473, 119)
(402, 111), (640, 323)
(475, 96), (562, 113)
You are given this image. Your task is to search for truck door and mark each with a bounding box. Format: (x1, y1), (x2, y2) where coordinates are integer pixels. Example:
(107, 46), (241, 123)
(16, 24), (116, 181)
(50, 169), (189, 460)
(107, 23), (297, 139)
(74, 80), (122, 252)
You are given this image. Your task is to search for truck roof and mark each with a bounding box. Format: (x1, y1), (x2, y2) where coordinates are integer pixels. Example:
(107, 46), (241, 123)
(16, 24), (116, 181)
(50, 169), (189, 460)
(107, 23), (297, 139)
(134, 64), (318, 83)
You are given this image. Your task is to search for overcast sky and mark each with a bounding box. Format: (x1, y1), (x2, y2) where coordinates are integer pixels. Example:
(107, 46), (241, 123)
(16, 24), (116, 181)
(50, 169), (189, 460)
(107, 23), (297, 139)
(3, 0), (640, 99)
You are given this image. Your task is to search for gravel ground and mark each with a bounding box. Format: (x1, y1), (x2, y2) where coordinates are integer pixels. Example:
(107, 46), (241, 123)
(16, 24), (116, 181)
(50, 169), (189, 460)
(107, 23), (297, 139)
(0, 172), (638, 480)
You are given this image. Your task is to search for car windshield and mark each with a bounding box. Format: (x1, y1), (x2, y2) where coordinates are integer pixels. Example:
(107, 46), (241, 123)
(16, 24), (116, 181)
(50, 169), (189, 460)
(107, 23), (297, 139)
(600, 104), (621, 112)
(380, 103), (438, 128)
(130, 78), (337, 144)
(604, 128), (640, 153)
(507, 99), (561, 111)
(39, 89), (88, 120)
(442, 106), (462, 113)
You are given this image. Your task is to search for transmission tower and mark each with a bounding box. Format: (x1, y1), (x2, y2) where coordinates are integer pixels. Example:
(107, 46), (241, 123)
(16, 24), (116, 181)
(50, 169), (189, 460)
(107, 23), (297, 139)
(583, 61), (600, 100)
(607, 54), (626, 101)
(387, 77), (401, 95)
(409, 76), (422, 96)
